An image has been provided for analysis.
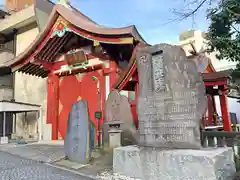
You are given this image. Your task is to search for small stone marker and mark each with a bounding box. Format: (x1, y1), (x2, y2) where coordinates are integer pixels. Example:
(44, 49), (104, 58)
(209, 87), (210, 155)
(64, 100), (91, 164)
(104, 90), (137, 146)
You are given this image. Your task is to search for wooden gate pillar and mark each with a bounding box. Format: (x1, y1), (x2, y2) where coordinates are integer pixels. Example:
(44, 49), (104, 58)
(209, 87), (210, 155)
(219, 87), (232, 132)
(47, 73), (59, 140)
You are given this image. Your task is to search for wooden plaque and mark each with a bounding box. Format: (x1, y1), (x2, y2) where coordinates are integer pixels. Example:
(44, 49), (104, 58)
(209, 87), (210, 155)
(65, 50), (87, 65)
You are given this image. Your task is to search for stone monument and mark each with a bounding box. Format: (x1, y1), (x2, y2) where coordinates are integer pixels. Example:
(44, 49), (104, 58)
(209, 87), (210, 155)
(136, 43), (207, 149)
(64, 100), (91, 164)
(113, 44), (236, 180)
(104, 90), (136, 148)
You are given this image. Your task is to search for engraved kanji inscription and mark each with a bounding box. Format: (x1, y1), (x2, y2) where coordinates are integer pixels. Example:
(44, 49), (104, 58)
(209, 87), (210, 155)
(136, 44), (207, 149)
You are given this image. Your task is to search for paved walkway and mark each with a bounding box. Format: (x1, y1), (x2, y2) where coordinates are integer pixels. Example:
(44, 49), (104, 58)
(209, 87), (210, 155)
(0, 142), (114, 179)
(0, 143), (65, 163)
(0, 151), (93, 180)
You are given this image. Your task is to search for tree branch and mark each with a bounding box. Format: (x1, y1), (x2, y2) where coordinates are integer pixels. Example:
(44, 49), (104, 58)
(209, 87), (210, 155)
(231, 24), (240, 33)
(173, 0), (209, 19)
(226, 7), (240, 17)
(184, 0), (209, 18)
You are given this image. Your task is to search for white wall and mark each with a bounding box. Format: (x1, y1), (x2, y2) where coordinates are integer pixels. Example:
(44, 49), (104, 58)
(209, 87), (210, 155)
(206, 51), (237, 71)
(178, 30), (237, 71)
(215, 97), (240, 122)
(14, 23), (51, 140)
(14, 72), (49, 140)
(15, 23), (39, 56)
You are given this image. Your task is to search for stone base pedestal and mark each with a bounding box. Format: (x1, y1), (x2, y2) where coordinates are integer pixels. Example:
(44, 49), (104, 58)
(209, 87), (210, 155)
(109, 129), (122, 148)
(113, 145), (236, 180)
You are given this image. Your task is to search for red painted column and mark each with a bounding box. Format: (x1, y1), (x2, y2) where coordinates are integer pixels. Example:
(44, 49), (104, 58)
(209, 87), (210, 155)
(133, 82), (139, 128)
(109, 61), (118, 91)
(130, 72), (139, 128)
(212, 95), (217, 124)
(99, 70), (106, 126)
(99, 70), (105, 146)
(47, 73), (59, 140)
(207, 95), (214, 125)
(219, 88), (232, 132)
(133, 72), (139, 100)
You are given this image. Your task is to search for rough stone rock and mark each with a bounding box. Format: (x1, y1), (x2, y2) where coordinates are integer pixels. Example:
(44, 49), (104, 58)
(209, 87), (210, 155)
(136, 43), (207, 149)
(104, 90), (137, 146)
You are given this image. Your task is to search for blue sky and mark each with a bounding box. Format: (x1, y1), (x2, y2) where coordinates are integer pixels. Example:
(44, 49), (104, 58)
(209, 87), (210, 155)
(0, 0), (211, 44)
(68, 0), (211, 44)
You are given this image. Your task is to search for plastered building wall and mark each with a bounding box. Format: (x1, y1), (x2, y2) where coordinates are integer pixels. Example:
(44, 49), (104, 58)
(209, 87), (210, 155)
(14, 23), (51, 140)
(178, 30), (237, 71)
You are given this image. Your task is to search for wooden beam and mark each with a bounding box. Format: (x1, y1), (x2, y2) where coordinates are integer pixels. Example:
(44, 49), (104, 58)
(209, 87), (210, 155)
(119, 37), (134, 44)
(204, 80), (227, 86)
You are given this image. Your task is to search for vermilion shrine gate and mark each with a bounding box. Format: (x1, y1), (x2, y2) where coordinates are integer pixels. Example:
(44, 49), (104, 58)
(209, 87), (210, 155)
(4, 4), (145, 140)
(4, 4), (232, 141)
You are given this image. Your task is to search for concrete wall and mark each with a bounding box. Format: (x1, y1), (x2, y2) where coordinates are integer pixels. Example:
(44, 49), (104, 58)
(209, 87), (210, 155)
(0, 42), (15, 101)
(0, 50), (15, 65)
(14, 72), (49, 140)
(0, 5), (35, 32)
(0, 74), (13, 101)
(13, 23), (50, 140)
(178, 30), (237, 71)
(215, 97), (240, 122)
(180, 30), (204, 56)
(35, 0), (54, 32)
(205, 51), (237, 71)
(15, 22), (38, 56)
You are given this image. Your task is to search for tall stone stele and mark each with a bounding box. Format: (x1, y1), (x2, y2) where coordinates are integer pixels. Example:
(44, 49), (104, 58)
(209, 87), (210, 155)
(64, 100), (91, 164)
(136, 43), (207, 149)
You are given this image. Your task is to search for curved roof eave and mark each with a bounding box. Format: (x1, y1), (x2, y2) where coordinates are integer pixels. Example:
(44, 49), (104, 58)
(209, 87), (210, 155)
(56, 5), (146, 41)
(4, 4), (146, 68)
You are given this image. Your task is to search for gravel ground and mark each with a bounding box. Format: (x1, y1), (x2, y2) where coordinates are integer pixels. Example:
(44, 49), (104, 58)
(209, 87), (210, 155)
(0, 151), (93, 180)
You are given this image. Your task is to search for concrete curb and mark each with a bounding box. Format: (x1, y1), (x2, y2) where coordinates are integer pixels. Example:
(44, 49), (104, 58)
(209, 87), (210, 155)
(35, 140), (64, 145)
(46, 163), (97, 180)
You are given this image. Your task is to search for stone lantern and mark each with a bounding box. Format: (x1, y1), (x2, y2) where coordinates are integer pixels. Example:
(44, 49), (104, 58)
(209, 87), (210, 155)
(105, 120), (123, 148)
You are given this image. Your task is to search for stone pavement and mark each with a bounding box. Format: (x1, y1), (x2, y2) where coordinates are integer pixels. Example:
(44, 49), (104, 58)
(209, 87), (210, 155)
(0, 142), (114, 179)
(0, 142), (65, 163)
(0, 151), (93, 180)
(0, 142), (118, 179)
(52, 149), (114, 179)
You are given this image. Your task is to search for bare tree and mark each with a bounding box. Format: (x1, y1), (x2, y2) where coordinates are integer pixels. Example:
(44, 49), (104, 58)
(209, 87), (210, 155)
(171, 0), (215, 20)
